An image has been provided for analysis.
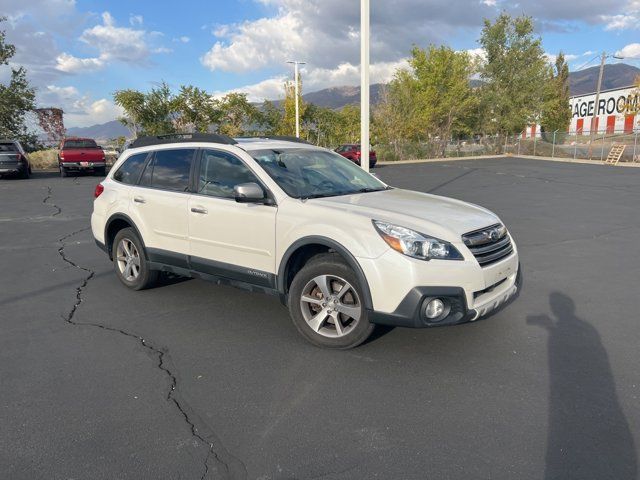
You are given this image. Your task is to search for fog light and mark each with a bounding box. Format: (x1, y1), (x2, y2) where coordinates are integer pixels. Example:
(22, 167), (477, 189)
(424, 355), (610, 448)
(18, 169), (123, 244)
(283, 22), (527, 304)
(425, 298), (445, 319)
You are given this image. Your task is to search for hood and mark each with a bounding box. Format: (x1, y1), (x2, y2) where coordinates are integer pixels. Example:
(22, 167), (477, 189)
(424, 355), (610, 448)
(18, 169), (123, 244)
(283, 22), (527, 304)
(310, 188), (501, 241)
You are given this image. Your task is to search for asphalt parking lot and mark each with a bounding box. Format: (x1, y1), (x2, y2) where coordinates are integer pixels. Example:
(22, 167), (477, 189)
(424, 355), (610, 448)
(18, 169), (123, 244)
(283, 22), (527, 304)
(1, 157), (638, 480)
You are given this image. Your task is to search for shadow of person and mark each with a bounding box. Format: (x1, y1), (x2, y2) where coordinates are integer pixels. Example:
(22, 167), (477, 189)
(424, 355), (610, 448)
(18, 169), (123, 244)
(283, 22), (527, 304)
(528, 292), (637, 480)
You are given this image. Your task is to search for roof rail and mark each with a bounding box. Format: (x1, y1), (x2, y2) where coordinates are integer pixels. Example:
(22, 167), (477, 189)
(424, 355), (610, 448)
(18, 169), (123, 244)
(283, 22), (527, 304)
(235, 135), (314, 145)
(129, 133), (238, 149)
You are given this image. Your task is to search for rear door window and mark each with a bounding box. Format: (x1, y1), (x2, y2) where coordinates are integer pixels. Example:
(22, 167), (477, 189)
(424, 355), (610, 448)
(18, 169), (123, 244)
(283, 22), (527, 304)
(139, 149), (195, 192)
(0, 143), (18, 153)
(112, 153), (148, 185)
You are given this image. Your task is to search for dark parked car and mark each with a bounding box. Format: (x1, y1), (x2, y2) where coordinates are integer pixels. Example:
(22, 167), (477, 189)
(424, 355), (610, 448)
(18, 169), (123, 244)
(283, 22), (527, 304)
(335, 144), (377, 168)
(58, 137), (106, 177)
(0, 140), (31, 179)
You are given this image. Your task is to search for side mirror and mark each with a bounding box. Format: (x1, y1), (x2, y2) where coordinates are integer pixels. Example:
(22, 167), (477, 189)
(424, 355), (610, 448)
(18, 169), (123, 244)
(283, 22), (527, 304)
(234, 182), (266, 203)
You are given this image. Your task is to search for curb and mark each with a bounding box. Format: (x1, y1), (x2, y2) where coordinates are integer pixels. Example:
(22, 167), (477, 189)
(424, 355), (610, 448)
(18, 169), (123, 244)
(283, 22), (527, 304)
(378, 154), (505, 165)
(506, 154), (640, 168)
(378, 154), (640, 168)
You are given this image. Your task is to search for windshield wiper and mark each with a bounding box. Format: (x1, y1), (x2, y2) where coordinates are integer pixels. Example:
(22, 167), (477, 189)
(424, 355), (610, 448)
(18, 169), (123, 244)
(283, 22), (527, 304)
(355, 187), (388, 193)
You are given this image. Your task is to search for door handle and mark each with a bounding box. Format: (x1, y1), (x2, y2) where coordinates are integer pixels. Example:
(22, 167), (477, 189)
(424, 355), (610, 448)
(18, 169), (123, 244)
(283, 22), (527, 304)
(191, 207), (208, 214)
(133, 196), (146, 204)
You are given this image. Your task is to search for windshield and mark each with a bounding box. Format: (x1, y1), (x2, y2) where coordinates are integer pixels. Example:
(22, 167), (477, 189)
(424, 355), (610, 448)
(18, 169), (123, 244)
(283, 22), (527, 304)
(248, 148), (387, 199)
(63, 139), (99, 149)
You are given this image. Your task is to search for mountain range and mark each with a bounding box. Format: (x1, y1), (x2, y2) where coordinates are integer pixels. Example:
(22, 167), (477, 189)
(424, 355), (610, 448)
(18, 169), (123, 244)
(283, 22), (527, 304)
(66, 63), (640, 141)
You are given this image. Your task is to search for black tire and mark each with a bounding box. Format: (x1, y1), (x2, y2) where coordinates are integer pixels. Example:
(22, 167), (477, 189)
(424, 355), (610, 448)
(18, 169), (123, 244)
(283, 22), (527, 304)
(95, 166), (106, 177)
(19, 166), (29, 179)
(288, 253), (374, 349)
(59, 165), (68, 177)
(112, 227), (158, 291)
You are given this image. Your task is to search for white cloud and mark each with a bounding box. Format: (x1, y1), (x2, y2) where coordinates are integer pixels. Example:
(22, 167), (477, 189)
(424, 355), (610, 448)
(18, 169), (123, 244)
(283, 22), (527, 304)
(466, 48), (487, 61)
(213, 76), (288, 102)
(601, 0), (640, 29)
(54, 11), (171, 73)
(38, 84), (123, 127)
(80, 12), (149, 62)
(55, 52), (106, 73)
(544, 52), (579, 64)
(173, 36), (191, 43)
(616, 43), (640, 59)
(202, 11), (304, 72)
(129, 14), (143, 26)
(213, 59), (410, 103)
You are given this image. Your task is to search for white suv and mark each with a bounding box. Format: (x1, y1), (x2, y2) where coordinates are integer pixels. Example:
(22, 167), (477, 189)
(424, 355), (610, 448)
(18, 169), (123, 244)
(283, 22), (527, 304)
(92, 134), (520, 349)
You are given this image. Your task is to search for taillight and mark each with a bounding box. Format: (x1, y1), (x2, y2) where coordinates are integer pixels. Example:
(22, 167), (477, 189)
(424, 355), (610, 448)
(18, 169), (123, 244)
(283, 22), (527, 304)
(59, 151), (65, 159)
(16, 153), (25, 163)
(94, 183), (104, 198)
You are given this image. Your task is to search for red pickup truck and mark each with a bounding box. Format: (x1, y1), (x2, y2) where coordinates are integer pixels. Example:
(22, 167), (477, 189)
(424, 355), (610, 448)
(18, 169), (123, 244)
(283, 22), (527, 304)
(58, 137), (106, 177)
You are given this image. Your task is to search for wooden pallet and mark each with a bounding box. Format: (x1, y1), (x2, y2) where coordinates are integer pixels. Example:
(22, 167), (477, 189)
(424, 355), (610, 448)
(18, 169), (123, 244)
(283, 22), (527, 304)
(604, 144), (626, 165)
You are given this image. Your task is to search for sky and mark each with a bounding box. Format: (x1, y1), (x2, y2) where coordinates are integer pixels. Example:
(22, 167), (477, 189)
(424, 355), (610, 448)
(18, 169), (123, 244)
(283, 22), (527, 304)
(1, 0), (640, 127)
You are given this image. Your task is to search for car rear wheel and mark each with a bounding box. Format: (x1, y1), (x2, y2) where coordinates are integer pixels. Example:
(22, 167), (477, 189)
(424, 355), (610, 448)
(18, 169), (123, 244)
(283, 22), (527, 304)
(95, 166), (106, 177)
(112, 227), (158, 290)
(59, 164), (68, 177)
(288, 253), (374, 349)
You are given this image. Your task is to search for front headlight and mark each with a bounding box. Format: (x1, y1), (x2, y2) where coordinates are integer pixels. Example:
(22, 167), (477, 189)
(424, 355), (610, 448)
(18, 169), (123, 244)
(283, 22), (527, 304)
(373, 220), (463, 261)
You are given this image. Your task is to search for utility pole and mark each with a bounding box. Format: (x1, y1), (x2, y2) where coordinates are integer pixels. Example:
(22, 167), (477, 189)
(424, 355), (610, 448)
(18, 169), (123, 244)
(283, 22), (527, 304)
(287, 60), (306, 138)
(588, 52), (606, 157)
(360, 0), (370, 172)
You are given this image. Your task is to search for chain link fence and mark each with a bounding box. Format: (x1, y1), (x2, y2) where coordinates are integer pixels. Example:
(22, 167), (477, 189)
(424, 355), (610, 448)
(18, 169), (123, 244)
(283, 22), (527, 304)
(505, 129), (640, 163)
(373, 129), (640, 163)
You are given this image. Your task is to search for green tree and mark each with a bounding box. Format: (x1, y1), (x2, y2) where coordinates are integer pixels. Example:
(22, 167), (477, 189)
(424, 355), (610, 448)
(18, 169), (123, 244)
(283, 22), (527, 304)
(216, 92), (259, 136)
(372, 70), (422, 157)
(409, 45), (477, 155)
(540, 52), (572, 136)
(173, 85), (220, 133)
(258, 100), (283, 135)
(113, 83), (176, 136)
(337, 104), (361, 143)
(478, 13), (549, 135)
(0, 17), (37, 148)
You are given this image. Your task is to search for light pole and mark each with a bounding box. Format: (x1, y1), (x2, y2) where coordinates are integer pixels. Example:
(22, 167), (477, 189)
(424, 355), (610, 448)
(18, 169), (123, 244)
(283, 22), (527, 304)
(287, 60), (306, 138)
(588, 52), (624, 157)
(360, 0), (370, 172)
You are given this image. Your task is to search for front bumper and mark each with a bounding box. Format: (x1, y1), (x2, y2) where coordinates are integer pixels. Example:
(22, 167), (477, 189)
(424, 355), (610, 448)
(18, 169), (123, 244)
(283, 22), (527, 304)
(368, 264), (521, 328)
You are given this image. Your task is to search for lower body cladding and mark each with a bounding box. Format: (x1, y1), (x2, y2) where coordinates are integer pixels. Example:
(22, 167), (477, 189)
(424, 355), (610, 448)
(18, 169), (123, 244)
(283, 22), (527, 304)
(362, 248), (521, 328)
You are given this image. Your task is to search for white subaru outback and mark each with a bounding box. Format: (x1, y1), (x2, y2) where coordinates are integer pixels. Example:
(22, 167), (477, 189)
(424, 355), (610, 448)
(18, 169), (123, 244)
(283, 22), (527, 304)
(92, 134), (520, 349)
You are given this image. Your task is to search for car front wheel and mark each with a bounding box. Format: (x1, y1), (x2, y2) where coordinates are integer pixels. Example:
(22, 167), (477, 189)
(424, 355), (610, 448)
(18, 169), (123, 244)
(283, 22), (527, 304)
(288, 253), (374, 349)
(112, 228), (158, 290)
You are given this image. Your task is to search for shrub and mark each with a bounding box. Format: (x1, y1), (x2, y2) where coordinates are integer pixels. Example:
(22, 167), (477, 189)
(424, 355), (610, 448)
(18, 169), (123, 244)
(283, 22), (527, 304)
(28, 149), (58, 169)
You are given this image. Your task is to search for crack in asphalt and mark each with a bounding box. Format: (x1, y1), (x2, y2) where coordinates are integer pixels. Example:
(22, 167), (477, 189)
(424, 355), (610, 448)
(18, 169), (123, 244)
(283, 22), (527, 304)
(43, 186), (62, 216)
(56, 226), (247, 479)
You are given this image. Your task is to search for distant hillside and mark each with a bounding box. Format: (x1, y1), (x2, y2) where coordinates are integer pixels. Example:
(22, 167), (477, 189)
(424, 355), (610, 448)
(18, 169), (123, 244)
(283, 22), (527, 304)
(570, 63), (639, 96)
(270, 84), (384, 110)
(66, 120), (130, 141)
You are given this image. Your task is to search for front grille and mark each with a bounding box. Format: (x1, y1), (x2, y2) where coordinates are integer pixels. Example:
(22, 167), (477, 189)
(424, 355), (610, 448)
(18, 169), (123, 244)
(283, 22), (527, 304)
(462, 223), (513, 267)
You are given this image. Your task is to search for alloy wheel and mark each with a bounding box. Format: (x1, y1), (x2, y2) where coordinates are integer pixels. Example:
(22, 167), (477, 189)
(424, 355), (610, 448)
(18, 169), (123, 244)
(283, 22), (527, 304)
(299, 274), (362, 338)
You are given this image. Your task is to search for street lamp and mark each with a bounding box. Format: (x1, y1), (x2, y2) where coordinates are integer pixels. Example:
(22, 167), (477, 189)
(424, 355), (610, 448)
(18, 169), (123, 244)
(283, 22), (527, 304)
(360, 0), (370, 172)
(588, 52), (625, 155)
(287, 60), (306, 138)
